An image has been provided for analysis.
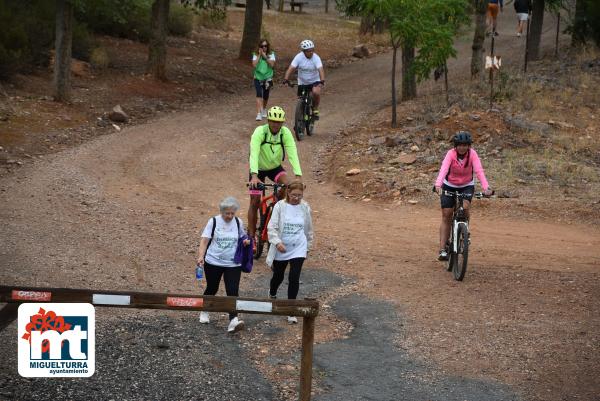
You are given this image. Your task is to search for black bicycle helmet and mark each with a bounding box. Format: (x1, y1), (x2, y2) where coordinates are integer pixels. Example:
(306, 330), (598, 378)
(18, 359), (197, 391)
(453, 131), (472, 146)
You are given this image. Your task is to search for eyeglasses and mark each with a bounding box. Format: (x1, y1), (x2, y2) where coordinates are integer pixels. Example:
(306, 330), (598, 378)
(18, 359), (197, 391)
(260, 44), (268, 48)
(289, 193), (303, 199)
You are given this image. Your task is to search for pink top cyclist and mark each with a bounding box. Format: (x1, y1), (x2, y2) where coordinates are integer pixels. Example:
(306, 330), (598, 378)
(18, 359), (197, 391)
(435, 146), (489, 190)
(434, 131), (493, 261)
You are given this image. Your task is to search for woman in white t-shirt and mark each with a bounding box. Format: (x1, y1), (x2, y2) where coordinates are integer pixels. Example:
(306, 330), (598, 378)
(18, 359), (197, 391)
(266, 181), (314, 324)
(283, 39), (325, 119)
(196, 196), (250, 333)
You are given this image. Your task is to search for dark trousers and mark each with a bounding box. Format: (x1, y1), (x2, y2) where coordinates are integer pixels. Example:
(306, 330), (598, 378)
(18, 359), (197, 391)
(270, 257), (305, 299)
(203, 262), (242, 320)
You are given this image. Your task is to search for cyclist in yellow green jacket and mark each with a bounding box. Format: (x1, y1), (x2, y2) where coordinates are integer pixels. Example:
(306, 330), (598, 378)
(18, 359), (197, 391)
(248, 106), (302, 241)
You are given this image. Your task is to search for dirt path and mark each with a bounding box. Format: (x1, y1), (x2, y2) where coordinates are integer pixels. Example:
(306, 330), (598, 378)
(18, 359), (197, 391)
(1, 10), (598, 401)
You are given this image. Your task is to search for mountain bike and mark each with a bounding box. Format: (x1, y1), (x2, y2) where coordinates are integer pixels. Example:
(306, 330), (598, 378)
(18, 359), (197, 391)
(250, 182), (286, 259)
(442, 190), (493, 281)
(285, 81), (319, 141)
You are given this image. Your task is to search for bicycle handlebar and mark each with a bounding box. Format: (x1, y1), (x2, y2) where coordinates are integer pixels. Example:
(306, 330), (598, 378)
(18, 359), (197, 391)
(246, 183), (287, 190)
(431, 185), (494, 198)
(442, 190), (495, 198)
(282, 80), (324, 88)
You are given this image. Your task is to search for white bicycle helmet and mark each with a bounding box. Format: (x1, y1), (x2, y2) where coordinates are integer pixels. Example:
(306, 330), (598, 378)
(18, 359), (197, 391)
(300, 39), (315, 50)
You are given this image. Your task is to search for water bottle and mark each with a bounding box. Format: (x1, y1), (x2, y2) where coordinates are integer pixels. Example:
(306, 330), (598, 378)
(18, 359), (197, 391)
(195, 264), (204, 286)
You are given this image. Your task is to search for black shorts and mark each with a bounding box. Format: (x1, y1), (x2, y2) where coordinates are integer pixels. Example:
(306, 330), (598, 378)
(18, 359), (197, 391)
(440, 184), (474, 209)
(297, 82), (320, 97)
(248, 166), (286, 195)
(254, 79), (273, 100)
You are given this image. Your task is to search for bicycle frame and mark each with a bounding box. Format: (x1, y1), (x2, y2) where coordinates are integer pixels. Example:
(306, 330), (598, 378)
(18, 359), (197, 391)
(447, 192), (470, 254)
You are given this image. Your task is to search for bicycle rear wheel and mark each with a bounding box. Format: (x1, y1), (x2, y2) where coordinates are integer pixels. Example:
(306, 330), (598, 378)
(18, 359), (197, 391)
(453, 225), (469, 281)
(293, 99), (304, 141)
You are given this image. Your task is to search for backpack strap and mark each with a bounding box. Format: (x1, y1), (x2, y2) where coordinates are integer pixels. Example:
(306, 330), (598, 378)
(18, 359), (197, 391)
(235, 217), (241, 237)
(261, 126), (285, 162)
(206, 217), (217, 251)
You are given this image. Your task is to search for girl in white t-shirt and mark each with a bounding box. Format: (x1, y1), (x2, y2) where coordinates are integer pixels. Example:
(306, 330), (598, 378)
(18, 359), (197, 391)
(266, 181), (314, 324)
(196, 196), (250, 333)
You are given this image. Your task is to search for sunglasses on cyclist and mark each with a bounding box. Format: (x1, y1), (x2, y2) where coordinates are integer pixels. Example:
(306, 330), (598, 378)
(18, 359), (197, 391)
(260, 44), (268, 48)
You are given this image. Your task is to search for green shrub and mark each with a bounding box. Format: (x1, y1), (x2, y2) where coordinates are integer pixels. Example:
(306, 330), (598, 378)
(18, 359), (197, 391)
(0, 0), (54, 78)
(169, 3), (194, 36)
(72, 23), (96, 61)
(90, 47), (110, 69)
(194, 7), (228, 30)
(75, 0), (151, 42)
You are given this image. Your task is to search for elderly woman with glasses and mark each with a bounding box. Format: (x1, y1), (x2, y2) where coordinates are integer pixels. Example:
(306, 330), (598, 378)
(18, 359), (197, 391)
(266, 180), (314, 324)
(252, 38), (276, 121)
(196, 196), (250, 333)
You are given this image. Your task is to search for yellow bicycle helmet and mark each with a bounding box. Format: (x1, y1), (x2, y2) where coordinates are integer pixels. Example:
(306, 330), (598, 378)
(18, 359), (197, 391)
(267, 106), (286, 122)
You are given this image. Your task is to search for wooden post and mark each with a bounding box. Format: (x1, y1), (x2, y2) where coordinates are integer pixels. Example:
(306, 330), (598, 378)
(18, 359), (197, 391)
(54, 0), (74, 102)
(489, 35), (495, 109)
(300, 316), (316, 401)
(444, 63), (449, 106)
(325, 0), (329, 13)
(524, 9), (531, 72)
(555, 12), (560, 58)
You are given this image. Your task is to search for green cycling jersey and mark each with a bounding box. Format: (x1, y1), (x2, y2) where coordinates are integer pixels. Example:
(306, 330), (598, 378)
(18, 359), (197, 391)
(249, 124), (302, 176)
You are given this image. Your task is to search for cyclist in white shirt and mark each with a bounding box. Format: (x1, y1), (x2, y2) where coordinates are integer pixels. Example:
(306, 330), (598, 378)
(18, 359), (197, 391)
(283, 39), (325, 120)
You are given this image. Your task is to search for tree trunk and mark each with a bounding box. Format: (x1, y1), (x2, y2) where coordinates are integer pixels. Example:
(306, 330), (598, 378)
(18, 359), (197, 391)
(278, 0), (284, 12)
(360, 15), (387, 35)
(147, 0), (170, 81)
(571, 0), (587, 46)
(401, 45), (416, 101)
(529, 0), (545, 60)
(54, 0), (73, 102)
(470, 0), (487, 79)
(240, 0), (264, 60)
(391, 46), (398, 127)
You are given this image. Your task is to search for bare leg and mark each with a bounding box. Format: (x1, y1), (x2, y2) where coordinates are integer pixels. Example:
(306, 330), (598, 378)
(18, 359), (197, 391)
(255, 97), (263, 115)
(312, 85), (322, 110)
(440, 208), (453, 250)
(247, 195), (261, 238)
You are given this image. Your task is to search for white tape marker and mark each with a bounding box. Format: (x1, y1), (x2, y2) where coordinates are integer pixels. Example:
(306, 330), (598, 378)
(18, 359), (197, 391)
(92, 294), (131, 305)
(236, 300), (272, 313)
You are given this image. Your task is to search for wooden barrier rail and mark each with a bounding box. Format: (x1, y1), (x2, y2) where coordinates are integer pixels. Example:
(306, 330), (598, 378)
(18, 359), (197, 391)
(0, 285), (319, 401)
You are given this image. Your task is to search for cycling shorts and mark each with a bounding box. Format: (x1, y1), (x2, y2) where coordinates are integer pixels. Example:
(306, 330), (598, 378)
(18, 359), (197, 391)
(254, 79), (273, 99)
(248, 165), (287, 195)
(440, 184), (474, 209)
(297, 82), (321, 97)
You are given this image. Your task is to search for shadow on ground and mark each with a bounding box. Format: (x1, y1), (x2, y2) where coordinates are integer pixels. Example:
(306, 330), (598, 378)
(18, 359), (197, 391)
(313, 294), (521, 401)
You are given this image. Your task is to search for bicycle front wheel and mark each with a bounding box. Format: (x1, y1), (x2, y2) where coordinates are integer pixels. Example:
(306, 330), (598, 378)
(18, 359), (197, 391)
(294, 99), (304, 141)
(254, 206), (269, 260)
(453, 225), (469, 281)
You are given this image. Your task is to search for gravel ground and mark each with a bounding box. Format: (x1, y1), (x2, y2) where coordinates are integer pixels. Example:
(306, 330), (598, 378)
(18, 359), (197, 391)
(0, 309), (274, 401)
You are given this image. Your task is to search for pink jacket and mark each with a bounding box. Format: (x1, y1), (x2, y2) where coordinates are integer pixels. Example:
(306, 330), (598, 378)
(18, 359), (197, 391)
(435, 148), (489, 190)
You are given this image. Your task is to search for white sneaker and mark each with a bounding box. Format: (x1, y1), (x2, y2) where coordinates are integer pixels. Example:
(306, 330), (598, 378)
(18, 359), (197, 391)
(199, 311), (210, 324)
(256, 113), (262, 121)
(287, 316), (298, 324)
(517, 32), (522, 37)
(261, 108), (268, 118)
(227, 317), (245, 333)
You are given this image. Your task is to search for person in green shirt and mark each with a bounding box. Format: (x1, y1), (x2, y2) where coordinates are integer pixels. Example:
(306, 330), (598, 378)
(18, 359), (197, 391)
(248, 106), (302, 242)
(252, 39), (276, 121)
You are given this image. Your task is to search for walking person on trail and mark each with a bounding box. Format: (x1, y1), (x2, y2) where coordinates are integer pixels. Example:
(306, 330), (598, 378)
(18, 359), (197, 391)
(282, 39), (325, 120)
(252, 38), (276, 121)
(513, 0), (530, 37)
(247, 106), (302, 247)
(266, 180), (314, 324)
(434, 131), (493, 261)
(487, 0), (504, 36)
(196, 197), (251, 333)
